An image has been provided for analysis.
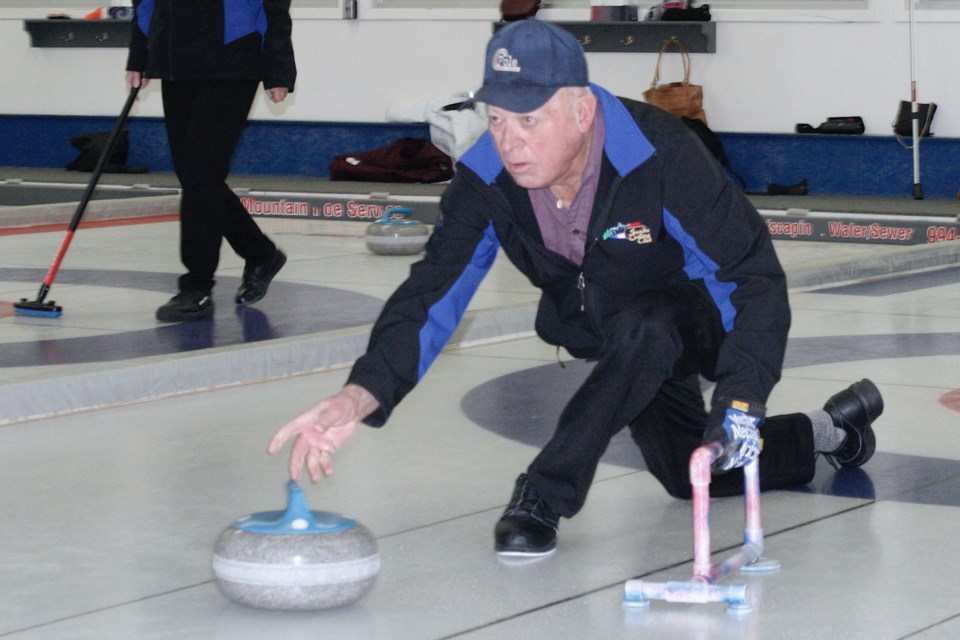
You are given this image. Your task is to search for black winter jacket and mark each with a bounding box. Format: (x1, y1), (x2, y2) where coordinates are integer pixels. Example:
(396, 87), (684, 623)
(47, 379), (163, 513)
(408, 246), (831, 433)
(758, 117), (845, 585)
(349, 85), (791, 426)
(126, 0), (296, 90)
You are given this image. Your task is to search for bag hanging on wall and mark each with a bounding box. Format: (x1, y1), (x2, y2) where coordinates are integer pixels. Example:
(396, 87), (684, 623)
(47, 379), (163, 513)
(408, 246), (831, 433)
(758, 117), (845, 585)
(643, 37), (706, 123)
(893, 100), (937, 147)
(328, 137), (454, 184)
(500, 0), (541, 22)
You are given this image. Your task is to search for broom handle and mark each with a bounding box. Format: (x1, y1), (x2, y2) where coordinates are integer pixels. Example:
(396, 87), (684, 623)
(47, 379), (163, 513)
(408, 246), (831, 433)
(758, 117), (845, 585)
(34, 85), (141, 300)
(67, 84), (141, 233)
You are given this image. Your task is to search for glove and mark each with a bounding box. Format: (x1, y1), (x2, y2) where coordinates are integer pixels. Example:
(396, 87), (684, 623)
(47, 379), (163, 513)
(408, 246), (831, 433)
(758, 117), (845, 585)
(703, 399), (765, 474)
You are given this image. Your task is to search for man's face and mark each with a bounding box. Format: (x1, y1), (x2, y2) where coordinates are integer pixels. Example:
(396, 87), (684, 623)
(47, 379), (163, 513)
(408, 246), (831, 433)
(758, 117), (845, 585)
(486, 90), (596, 192)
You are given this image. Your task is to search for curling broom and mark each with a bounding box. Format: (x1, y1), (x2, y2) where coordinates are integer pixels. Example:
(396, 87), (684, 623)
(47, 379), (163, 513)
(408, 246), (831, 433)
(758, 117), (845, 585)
(14, 85), (140, 318)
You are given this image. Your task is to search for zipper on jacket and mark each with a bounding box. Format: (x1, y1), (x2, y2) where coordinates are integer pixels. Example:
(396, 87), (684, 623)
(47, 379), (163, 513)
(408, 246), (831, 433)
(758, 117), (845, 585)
(577, 272), (586, 311)
(576, 174), (623, 316)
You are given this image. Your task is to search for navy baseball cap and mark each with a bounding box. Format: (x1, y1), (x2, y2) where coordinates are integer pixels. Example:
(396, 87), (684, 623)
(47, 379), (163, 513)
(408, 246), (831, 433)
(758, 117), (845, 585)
(470, 18), (589, 113)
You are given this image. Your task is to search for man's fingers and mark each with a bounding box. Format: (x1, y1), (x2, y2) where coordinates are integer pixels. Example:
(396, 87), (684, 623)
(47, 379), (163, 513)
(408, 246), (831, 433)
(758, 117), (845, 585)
(288, 459), (303, 483)
(267, 429), (292, 454)
(306, 449), (333, 484)
(288, 437), (309, 480)
(319, 450), (333, 477)
(267, 414), (314, 454)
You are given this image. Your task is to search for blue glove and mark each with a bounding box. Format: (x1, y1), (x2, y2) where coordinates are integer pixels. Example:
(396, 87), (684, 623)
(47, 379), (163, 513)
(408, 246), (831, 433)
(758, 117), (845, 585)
(704, 400), (765, 474)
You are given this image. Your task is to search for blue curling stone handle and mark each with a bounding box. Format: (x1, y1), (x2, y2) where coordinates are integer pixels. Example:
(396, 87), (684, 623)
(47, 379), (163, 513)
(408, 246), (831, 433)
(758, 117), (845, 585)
(375, 207), (420, 226)
(234, 481), (356, 535)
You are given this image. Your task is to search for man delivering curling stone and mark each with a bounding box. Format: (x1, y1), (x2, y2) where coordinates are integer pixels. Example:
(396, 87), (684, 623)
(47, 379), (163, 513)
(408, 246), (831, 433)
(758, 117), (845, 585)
(269, 18), (883, 557)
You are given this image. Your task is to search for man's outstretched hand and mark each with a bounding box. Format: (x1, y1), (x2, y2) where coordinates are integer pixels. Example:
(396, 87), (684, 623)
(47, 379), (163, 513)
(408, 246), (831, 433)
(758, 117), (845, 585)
(267, 384), (379, 483)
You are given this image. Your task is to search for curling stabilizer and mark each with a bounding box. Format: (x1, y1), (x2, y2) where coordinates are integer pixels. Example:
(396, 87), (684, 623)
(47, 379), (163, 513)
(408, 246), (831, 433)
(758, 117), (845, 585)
(622, 443), (780, 615)
(14, 85), (140, 318)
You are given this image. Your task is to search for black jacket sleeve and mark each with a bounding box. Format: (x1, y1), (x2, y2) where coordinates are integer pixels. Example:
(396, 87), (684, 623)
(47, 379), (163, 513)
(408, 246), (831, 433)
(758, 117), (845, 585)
(125, 0), (149, 73)
(657, 120), (791, 411)
(262, 0), (297, 91)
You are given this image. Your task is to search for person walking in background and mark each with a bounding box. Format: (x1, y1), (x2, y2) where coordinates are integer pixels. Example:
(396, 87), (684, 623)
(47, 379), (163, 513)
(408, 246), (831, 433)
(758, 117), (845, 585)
(125, 0), (296, 322)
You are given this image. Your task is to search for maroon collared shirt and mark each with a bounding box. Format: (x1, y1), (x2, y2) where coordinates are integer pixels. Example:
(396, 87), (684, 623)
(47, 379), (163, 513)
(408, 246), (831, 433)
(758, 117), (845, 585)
(528, 109), (605, 266)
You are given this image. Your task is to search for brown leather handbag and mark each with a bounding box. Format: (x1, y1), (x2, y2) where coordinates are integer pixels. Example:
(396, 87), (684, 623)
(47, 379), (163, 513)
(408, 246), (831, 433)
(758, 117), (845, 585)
(643, 37), (707, 123)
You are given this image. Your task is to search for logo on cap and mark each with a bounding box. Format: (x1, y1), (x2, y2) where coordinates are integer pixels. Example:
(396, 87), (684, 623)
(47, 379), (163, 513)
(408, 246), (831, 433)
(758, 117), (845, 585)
(492, 48), (521, 73)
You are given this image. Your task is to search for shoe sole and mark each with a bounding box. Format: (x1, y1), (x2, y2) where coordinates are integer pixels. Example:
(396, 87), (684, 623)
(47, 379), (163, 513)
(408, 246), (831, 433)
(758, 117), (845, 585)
(156, 307), (214, 323)
(835, 379), (884, 421)
(828, 379), (881, 468)
(495, 547), (557, 558)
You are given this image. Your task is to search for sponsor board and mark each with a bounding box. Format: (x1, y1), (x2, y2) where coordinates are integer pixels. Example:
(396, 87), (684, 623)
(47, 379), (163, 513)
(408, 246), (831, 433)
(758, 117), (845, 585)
(238, 192), (957, 247)
(240, 191), (441, 224)
(760, 210), (959, 246)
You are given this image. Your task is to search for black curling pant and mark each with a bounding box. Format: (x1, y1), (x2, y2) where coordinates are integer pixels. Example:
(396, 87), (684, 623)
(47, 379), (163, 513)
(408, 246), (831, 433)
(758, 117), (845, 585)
(161, 79), (276, 294)
(526, 285), (816, 518)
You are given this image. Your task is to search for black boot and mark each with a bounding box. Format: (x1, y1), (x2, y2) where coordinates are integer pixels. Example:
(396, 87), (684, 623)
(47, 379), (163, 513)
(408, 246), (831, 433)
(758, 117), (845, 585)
(494, 474), (559, 557)
(823, 379), (883, 468)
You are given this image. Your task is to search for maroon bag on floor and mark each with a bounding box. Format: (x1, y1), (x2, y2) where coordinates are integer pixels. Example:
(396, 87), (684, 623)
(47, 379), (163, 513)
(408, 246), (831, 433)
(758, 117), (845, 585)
(328, 137), (454, 183)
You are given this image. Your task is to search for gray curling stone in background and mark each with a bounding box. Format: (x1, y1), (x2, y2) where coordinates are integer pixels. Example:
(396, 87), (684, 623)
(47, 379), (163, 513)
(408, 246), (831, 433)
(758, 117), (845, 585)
(212, 481), (380, 610)
(365, 207), (430, 256)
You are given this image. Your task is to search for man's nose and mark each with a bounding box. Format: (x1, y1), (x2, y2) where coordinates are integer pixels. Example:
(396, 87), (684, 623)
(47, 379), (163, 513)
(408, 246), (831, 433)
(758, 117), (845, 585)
(498, 123), (523, 153)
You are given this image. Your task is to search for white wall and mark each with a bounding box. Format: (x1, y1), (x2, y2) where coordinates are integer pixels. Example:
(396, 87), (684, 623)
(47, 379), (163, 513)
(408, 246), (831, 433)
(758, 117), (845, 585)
(1, 3), (957, 136)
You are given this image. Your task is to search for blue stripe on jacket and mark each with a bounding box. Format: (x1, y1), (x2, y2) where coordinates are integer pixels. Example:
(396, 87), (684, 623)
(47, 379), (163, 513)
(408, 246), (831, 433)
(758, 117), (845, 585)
(136, 0), (155, 34)
(224, 0), (267, 44)
(135, 0), (266, 44)
(590, 84), (655, 177)
(417, 222), (501, 379)
(662, 209), (737, 332)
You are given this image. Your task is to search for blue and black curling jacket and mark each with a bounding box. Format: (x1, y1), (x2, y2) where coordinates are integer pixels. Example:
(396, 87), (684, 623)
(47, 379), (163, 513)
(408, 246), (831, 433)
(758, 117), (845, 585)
(126, 0), (296, 90)
(349, 85), (790, 426)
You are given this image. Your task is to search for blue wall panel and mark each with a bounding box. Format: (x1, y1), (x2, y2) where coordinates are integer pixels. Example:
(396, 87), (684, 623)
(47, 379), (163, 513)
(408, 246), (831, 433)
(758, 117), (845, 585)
(0, 115), (431, 179)
(722, 132), (959, 199)
(1, 114), (956, 199)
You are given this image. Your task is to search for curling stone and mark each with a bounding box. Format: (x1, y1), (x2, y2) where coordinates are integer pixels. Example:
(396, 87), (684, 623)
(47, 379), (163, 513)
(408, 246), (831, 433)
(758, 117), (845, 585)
(364, 207), (429, 256)
(212, 481), (380, 610)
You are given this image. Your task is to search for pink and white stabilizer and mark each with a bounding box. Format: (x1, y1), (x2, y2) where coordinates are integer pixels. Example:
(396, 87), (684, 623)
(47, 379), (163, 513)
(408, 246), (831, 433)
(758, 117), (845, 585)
(623, 442), (780, 615)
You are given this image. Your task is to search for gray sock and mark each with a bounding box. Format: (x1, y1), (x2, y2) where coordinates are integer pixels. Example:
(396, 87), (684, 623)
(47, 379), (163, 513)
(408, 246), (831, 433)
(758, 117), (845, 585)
(809, 409), (846, 453)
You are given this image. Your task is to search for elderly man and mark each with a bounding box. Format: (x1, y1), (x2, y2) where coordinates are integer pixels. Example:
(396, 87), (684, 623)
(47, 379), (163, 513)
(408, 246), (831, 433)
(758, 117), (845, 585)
(269, 19), (883, 557)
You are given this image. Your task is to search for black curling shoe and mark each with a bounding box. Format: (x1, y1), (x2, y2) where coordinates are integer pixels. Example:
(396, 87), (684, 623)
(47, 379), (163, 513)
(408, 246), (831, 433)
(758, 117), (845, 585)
(494, 474), (559, 557)
(236, 248), (287, 305)
(156, 290), (214, 323)
(823, 378), (884, 468)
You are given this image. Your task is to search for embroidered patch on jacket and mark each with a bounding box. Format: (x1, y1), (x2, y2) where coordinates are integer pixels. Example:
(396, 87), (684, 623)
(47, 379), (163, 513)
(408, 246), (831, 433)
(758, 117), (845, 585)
(602, 222), (652, 245)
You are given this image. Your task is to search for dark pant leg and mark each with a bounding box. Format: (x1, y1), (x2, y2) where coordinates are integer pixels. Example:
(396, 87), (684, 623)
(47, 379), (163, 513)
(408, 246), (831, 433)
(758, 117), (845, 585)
(161, 79), (274, 293)
(631, 386), (818, 500)
(527, 287), (708, 518)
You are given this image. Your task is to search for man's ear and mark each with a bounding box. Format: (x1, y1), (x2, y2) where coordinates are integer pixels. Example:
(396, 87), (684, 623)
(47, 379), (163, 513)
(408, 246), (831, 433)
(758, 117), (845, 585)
(576, 94), (598, 133)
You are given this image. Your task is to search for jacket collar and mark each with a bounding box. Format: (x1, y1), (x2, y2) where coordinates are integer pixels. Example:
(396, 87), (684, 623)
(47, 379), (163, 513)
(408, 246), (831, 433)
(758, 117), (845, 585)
(591, 84), (655, 176)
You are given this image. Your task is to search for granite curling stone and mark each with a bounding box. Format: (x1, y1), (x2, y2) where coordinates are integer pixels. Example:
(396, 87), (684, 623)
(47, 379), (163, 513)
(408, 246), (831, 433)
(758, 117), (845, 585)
(364, 207), (429, 256)
(212, 481), (380, 610)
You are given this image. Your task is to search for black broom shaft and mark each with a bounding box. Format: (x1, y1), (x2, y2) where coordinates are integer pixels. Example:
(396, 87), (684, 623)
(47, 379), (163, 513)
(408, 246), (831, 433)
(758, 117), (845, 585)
(67, 84), (141, 233)
(27, 85), (142, 304)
